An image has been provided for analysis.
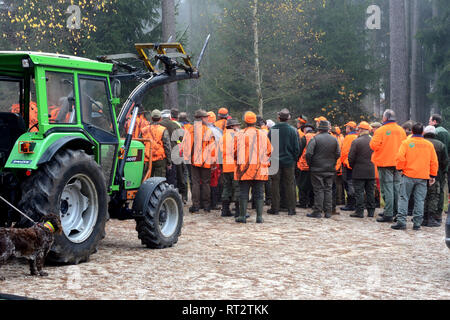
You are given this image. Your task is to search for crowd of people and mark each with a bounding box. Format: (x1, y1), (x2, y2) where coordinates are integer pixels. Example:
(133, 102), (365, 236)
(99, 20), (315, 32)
(127, 107), (450, 230)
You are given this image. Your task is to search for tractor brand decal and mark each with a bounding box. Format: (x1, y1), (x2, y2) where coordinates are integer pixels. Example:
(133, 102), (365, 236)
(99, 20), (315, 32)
(126, 149), (143, 163)
(11, 160), (32, 165)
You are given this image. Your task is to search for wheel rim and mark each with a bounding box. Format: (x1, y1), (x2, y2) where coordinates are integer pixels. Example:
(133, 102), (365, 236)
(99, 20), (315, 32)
(60, 174), (98, 244)
(159, 197), (179, 238)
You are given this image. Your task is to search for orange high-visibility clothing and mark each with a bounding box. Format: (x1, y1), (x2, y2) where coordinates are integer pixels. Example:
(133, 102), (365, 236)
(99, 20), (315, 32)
(370, 122), (407, 167)
(298, 132), (316, 171)
(141, 124), (167, 162)
(332, 132), (344, 175)
(124, 115), (148, 139)
(215, 119), (227, 132)
(298, 128), (305, 139)
(219, 129), (237, 173)
(181, 121), (216, 168)
(11, 102), (38, 132)
(234, 127), (272, 181)
(396, 136), (439, 180)
(341, 132), (358, 169)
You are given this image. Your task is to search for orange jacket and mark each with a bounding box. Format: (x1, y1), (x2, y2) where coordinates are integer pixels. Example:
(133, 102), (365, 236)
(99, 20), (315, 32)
(298, 128), (305, 139)
(396, 136), (439, 180)
(141, 124), (167, 162)
(332, 132), (344, 174)
(370, 122), (407, 167)
(124, 114), (149, 139)
(11, 102), (38, 132)
(234, 127), (272, 181)
(215, 119), (227, 132)
(298, 132), (316, 171)
(181, 121), (216, 168)
(340, 132), (358, 169)
(219, 129), (237, 173)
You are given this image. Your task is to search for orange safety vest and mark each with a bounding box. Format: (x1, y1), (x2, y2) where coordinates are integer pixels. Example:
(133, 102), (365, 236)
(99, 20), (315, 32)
(124, 115), (148, 139)
(219, 129), (237, 173)
(181, 121), (216, 168)
(141, 124), (167, 162)
(215, 119), (227, 132)
(297, 132), (316, 171)
(341, 132), (358, 169)
(332, 132), (344, 175)
(234, 127), (272, 181)
(298, 128), (305, 139)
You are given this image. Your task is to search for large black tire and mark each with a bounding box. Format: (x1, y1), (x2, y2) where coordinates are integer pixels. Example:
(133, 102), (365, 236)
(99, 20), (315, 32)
(18, 149), (108, 264)
(135, 182), (184, 248)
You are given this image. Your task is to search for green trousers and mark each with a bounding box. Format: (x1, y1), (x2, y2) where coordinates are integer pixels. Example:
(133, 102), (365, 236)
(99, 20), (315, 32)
(151, 159), (167, 178)
(221, 172), (240, 202)
(271, 165), (296, 211)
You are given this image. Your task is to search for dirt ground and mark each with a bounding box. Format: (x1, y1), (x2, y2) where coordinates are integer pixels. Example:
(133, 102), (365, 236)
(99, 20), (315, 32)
(1, 206), (449, 300)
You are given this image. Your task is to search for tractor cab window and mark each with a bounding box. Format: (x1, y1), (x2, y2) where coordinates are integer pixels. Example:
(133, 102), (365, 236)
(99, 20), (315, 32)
(46, 71), (77, 124)
(0, 79), (20, 114)
(79, 77), (115, 135)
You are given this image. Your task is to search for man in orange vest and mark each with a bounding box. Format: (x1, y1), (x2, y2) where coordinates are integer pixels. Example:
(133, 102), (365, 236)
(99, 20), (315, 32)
(234, 112), (272, 223)
(393, 123), (439, 230)
(141, 109), (172, 178)
(182, 109), (216, 213)
(297, 123), (316, 208)
(340, 121), (358, 212)
(215, 108), (229, 132)
(219, 118), (241, 217)
(370, 109), (407, 223)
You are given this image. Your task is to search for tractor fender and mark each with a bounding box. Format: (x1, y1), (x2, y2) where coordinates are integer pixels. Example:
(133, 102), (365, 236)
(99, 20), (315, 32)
(37, 136), (94, 166)
(132, 177), (167, 218)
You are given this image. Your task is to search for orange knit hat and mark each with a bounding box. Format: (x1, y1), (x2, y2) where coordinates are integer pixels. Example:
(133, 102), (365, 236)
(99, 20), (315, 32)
(218, 108), (229, 116)
(345, 121), (357, 128)
(358, 121), (371, 130)
(244, 111), (257, 124)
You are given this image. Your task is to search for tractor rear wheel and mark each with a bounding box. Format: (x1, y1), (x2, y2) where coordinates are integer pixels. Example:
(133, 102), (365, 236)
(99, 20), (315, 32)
(134, 180), (183, 248)
(18, 149), (108, 264)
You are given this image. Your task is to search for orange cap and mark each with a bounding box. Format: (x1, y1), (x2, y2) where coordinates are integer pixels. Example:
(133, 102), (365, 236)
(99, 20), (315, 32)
(358, 121), (371, 130)
(218, 108), (229, 116)
(207, 111), (216, 124)
(298, 117), (307, 124)
(345, 121), (357, 128)
(314, 116), (327, 122)
(244, 111), (257, 124)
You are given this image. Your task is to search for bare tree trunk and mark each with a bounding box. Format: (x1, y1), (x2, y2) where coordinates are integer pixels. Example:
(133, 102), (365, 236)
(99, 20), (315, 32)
(410, 0), (419, 121)
(162, 0), (179, 110)
(431, 0), (439, 115)
(390, 0), (409, 124)
(252, 0), (263, 116)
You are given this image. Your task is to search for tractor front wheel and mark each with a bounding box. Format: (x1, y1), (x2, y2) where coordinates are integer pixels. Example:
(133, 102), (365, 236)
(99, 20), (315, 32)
(134, 180), (184, 248)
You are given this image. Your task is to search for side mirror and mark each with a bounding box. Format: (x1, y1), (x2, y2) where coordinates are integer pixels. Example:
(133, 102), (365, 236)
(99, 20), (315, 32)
(112, 79), (121, 98)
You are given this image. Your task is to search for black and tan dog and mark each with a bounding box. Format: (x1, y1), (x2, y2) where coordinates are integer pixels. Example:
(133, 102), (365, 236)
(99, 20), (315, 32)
(0, 213), (62, 280)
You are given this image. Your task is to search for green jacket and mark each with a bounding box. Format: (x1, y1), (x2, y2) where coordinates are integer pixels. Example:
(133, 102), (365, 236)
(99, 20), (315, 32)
(435, 125), (450, 155)
(268, 122), (301, 168)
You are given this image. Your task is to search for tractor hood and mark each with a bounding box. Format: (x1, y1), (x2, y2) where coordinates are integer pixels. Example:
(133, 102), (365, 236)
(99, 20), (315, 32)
(0, 51), (113, 73)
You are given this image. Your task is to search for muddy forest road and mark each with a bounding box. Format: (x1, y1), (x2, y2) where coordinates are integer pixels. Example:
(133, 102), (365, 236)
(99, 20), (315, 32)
(1, 207), (449, 300)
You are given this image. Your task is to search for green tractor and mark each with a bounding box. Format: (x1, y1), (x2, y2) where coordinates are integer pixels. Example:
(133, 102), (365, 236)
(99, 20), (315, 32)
(0, 38), (209, 264)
